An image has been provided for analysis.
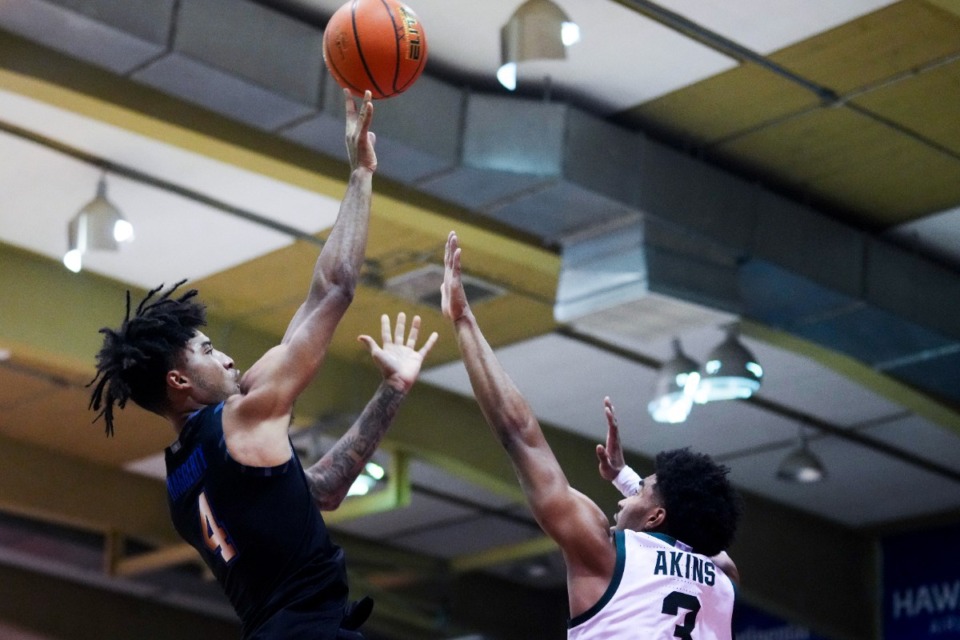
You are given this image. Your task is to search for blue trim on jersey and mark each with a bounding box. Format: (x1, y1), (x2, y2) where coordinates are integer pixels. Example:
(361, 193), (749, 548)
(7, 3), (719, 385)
(568, 531), (626, 629)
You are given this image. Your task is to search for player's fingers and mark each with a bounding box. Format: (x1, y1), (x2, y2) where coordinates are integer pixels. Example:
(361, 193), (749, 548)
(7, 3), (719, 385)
(419, 331), (439, 356)
(406, 315), (421, 347)
(380, 313), (391, 344)
(445, 231), (455, 266)
(357, 334), (377, 353)
(394, 311), (407, 344)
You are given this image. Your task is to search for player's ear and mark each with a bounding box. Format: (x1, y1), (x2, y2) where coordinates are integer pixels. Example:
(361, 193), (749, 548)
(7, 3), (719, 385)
(167, 369), (189, 391)
(647, 506), (666, 531)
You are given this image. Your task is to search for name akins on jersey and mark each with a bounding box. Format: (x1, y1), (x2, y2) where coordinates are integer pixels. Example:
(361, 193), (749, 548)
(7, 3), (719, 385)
(653, 549), (717, 586)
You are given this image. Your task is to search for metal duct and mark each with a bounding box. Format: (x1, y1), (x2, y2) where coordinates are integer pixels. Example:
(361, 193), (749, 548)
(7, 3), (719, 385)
(0, 0), (174, 74)
(132, 0), (324, 130)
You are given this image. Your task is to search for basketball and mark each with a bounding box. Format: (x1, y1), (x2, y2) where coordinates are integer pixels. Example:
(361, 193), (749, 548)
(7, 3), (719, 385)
(323, 0), (428, 100)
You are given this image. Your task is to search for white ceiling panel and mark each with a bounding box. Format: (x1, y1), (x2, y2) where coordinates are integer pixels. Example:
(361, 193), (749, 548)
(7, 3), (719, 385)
(289, 0), (736, 113)
(862, 414), (960, 474)
(422, 332), (800, 461)
(279, 0), (895, 115)
(637, 399), (798, 460)
(423, 332), (660, 443)
(728, 435), (960, 526)
(596, 317), (912, 430)
(887, 204), (960, 270)
(0, 90), (342, 233)
(755, 354), (909, 428)
(572, 293), (736, 348)
(0, 135), (293, 287)
(0, 88), (343, 287)
(654, 0), (899, 54)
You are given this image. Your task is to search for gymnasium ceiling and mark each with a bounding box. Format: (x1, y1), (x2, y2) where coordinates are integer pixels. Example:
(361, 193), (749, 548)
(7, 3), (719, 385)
(0, 1), (959, 639)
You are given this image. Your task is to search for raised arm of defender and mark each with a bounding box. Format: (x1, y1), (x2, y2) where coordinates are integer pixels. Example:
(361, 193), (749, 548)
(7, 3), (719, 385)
(441, 231), (616, 616)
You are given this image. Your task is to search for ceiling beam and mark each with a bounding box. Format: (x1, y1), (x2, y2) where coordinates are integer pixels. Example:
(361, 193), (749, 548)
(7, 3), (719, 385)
(0, 555), (237, 640)
(0, 433), (176, 545)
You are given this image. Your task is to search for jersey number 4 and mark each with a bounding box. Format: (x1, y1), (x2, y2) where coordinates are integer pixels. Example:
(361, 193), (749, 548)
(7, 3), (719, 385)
(662, 591), (702, 640)
(199, 492), (237, 563)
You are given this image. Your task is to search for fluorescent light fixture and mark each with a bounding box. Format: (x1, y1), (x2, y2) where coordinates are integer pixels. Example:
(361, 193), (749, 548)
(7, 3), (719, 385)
(498, 0), (579, 90)
(695, 327), (763, 404)
(648, 339), (701, 424)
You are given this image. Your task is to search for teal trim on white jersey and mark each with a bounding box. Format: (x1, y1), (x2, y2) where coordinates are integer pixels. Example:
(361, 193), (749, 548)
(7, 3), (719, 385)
(568, 530), (735, 639)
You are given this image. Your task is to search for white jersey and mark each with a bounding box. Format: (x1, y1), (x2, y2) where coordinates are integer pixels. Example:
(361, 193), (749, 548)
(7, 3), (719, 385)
(568, 530), (735, 640)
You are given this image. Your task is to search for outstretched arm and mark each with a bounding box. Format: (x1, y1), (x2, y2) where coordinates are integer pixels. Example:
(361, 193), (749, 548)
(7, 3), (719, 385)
(231, 90), (378, 437)
(282, 88), (377, 346)
(441, 232), (613, 581)
(305, 312), (437, 510)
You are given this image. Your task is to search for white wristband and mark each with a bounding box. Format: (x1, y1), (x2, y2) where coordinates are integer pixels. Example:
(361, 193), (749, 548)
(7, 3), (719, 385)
(613, 465), (642, 497)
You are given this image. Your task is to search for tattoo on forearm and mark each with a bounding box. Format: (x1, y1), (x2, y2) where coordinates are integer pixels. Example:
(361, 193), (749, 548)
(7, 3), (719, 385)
(308, 384), (405, 508)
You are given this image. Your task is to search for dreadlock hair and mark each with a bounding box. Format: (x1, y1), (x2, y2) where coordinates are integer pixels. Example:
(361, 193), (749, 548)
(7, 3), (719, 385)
(88, 280), (206, 437)
(652, 447), (742, 557)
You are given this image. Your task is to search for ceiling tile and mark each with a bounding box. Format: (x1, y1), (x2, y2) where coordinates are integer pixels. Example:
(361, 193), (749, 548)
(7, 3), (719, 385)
(862, 414), (960, 473)
(773, 1), (960, 94)
(728, 435), (960, 526)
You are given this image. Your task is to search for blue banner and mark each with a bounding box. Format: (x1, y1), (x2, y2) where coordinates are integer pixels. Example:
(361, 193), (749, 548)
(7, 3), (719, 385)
(883, 522), (960, 639)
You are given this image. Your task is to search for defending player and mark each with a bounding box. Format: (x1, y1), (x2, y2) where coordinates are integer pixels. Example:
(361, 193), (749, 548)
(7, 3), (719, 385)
(440, 230), (741, 639)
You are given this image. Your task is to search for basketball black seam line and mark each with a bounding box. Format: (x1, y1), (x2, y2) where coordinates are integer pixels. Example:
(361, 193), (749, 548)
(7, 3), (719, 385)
(353, 0), (387, 98)
(381, 0), (402, 93)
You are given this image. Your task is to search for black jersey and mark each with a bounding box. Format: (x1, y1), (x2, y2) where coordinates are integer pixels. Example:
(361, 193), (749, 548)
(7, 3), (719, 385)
(165, 403), (350, 639)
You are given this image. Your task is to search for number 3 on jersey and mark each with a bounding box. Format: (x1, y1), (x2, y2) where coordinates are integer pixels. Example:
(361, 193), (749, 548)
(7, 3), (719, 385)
(199, 492), (237, 563)
(662, 591), (701, 640)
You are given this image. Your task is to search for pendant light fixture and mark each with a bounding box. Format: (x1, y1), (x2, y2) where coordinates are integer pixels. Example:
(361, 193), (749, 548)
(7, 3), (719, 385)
(695, 326), (763, 404)
(777, 427), (827, 483)
(647, 339), (701, 424)
(497, 0), (580, 90)
(63, 174), (134, 273)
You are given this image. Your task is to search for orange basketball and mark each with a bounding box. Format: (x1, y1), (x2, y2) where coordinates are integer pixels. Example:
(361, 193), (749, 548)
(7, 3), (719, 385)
(322, 0), (428, 100)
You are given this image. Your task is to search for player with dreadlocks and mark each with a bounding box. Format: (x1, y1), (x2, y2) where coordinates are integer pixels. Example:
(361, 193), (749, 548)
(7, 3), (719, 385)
(440, 230), (741, 639)
(89, 90), (438, 640)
